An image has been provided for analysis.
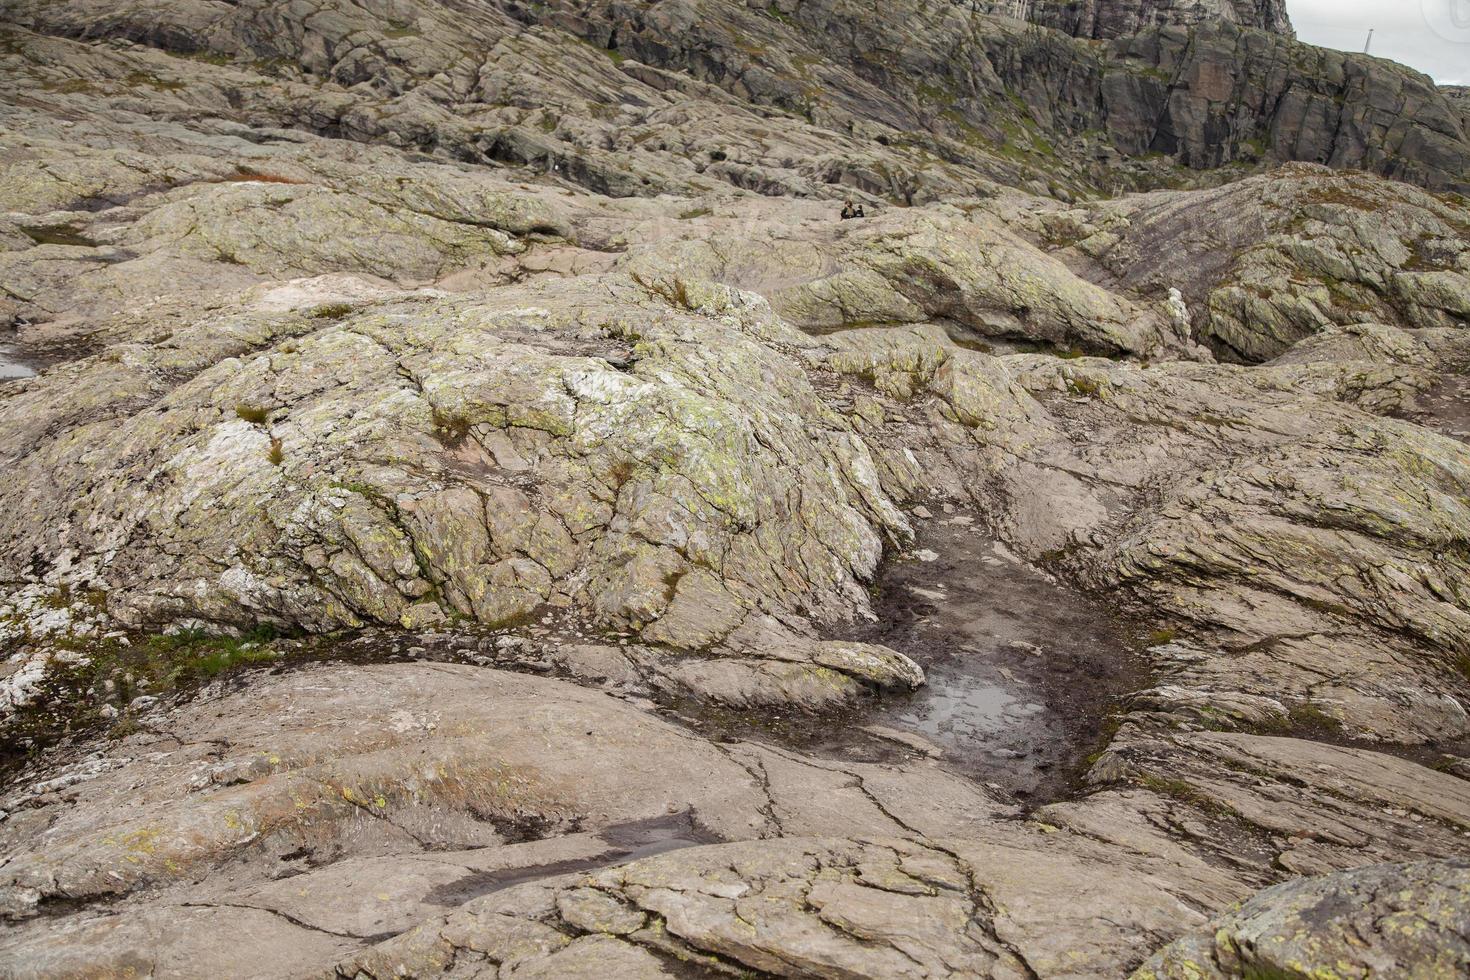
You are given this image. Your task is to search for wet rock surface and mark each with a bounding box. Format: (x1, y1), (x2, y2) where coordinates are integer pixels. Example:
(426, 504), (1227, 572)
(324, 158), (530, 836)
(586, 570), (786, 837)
(0, 343), (35, 380)
(0, 0), (1468, 977)
(851, 515), (1148, 800)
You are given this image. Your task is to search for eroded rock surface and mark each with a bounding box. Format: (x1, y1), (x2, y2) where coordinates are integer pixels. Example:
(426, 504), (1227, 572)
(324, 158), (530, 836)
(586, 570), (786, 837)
(1136, 860), (1470, 979)
(1, 1), (1469, 977)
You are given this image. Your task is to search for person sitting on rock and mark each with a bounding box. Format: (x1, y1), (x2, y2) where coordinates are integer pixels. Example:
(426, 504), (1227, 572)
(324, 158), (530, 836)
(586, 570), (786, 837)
(854, 203), (865, 218)
(841, 199), (856, 220)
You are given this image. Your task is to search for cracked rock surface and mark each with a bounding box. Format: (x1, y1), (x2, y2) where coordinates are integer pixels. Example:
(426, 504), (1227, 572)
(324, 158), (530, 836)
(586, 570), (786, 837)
(1, 1), (1469, 977)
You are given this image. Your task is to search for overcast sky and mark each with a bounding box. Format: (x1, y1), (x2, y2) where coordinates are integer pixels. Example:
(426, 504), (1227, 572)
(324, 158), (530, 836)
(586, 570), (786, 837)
(1290, 0), (1469, 85)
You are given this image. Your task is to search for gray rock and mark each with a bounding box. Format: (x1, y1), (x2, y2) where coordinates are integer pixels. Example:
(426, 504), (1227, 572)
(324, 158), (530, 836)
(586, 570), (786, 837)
(0, 2), (1467, 976)
(1135, 860), (1470, 979)
(1024, 0), (1295, 39)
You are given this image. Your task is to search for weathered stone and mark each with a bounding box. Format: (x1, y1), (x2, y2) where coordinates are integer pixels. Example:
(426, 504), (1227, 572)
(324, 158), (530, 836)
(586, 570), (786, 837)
(1135, 860), (1470, 979)
(0, 2), (1468, 977)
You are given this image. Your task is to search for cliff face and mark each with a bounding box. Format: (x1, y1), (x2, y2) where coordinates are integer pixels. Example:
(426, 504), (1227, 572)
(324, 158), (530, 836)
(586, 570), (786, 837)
(1024, 0), (1294, 38)
(0, 0), (1461, 195)
(576, 0), (1463, 192)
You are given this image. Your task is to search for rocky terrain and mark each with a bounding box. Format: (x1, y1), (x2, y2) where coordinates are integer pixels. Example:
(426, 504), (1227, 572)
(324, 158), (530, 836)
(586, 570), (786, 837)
(1, 0), (1469, 977)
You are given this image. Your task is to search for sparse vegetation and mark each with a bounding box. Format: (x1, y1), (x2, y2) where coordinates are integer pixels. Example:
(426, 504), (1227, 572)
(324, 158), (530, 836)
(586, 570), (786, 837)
(235, 404), (270, 424)
(608, 457), (635, 487)
(267, 437), (284, 466)
(432, 407), (473, 446)
(1302, 181), (1383, 212)
(764, 4), (796, 26)
(311, 303), (354, 320)
(1068, 375), (1103, 397)
(1452, 651), (1470, 684)
(124, 70), (185, 92)
(184, 50), (235, 66)
(1137, 774), (1242, 819)
(39, 78), (95, 95)
(1288, 701), (1343, 732)
(1146, 627), (1178, 646)
(1, 625), (288, 773)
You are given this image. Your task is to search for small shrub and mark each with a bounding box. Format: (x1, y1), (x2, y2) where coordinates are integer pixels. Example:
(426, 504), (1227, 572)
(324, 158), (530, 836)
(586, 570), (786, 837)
(235, 404), (269, 424)
(267, 437), (284, 466)
(678, 207), (712, 220)
(1068, 375), (1103, 398)
(1147, 627), (1178, 647)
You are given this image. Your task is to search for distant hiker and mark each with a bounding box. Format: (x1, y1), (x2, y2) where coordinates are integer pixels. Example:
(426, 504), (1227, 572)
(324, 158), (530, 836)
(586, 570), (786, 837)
(854, 203), (865, 218)
(841, 199), (856, 220)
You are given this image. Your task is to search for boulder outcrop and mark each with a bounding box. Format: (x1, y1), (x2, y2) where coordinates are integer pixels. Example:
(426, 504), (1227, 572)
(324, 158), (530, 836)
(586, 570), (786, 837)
(1, 1), (1468, 977)
(1136, 860), (1470, 979)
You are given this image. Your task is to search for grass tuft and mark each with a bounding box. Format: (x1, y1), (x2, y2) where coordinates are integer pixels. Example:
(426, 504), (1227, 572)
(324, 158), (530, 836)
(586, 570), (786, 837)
(1068, 375), (1103, 397)
(432, 408), (472, 446)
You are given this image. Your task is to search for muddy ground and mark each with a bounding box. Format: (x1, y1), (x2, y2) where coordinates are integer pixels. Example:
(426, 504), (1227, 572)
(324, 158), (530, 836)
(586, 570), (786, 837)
(842, 511), (1149, 801)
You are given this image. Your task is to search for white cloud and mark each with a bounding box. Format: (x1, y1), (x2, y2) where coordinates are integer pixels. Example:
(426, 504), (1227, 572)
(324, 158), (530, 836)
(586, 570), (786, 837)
(1289, 0), (1469, 85)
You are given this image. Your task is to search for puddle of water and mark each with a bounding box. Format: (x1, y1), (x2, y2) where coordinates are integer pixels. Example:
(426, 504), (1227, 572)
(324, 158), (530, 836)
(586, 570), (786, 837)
(889, 672), (1043, 747)
(0, 343), (38, 380)
(851, 514), (1148, 802)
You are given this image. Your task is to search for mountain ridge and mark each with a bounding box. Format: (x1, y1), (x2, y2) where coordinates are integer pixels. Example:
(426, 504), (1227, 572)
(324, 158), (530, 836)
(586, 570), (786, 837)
(3, 0), (1467, 197)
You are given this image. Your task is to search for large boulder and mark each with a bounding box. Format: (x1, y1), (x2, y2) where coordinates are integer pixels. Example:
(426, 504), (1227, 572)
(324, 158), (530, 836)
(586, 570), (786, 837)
(1045, 165), (1470, 360)
(1136, 860), (1470, 979)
